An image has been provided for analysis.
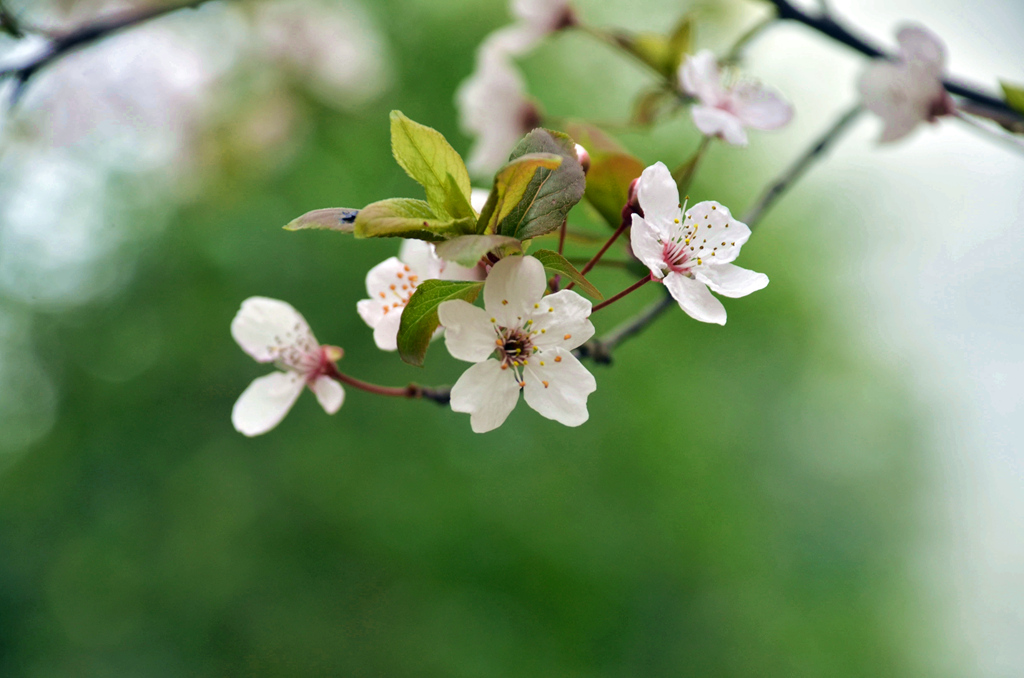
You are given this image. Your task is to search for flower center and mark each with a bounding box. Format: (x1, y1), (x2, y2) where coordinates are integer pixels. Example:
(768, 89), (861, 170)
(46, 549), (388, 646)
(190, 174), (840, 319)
(496, 327), (534, 367)
(662, 240), (691, 275)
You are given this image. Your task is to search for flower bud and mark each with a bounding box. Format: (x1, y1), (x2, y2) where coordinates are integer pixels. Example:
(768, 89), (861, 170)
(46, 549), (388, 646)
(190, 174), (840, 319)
(574, 143), (591, 174)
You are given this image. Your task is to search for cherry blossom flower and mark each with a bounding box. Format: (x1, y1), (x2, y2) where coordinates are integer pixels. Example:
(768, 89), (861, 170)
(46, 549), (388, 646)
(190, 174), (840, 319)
(438, 255), (596, 433)
(482, 0), (576, 57)
(357, 240), (483, 351)
(457, 49), (540, 176)
(231, 297), (343, 436)
(679, 50), (793, 146)
(629, 162), (768, 325)
(858, 24), (954, 143)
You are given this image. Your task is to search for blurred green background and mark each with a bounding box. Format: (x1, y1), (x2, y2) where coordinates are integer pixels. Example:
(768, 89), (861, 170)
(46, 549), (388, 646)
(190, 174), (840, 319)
(0, 0), (985, 675)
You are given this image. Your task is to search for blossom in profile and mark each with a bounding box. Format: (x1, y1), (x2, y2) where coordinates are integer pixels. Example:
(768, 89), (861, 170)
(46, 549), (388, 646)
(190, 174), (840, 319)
(858, 24), (954, 143)
(438, 255), (596, 433)
(231, 297), (344, 436)
(457, 49), (540, 176)
(679, 50), (793, 146)
(482, 0), (576, 57)
(629, 162), (768, 325)
(358, 240), (482, 351)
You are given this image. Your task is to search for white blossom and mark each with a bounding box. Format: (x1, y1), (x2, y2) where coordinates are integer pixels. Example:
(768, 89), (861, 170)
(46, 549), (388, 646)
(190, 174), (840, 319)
(679, 49), (793, 146)
(629, 162), (768, 325)
(482, 0), (576, 57)
(231, 297), (343, 436)
(858, 24), (953, 143)
(357, 240), (482, 351)
(438, 255), (596, 433)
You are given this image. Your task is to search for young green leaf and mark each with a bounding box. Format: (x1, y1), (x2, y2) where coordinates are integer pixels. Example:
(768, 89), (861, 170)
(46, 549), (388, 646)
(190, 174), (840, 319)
(390, 110), (474, 220)
(1001, 81), (1024, 115)
(585, 153), (644, 229)
(477, 152), (563, 234)
(434, 235), (523, 268)
(283, 208), (359, 233)
(666, 15), (693, 74)
(532, 249), (603, 300)
(397, 280), (484, 367)
(495, 129), (585, 241)
(354, 198), (476, 242)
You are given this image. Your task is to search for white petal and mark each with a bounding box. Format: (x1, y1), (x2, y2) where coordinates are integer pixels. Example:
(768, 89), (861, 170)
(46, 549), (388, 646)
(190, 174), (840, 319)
(513, 0), (571, 32)
(630, 214), (667, 277)
(231, 297), (320, 370)
(484, 255), (546, 327)
(664, 274), (727, 325)
(457, 49), (531, 175)
(310, 375), (345, 414)
(683, 201), (751, 265)
(359, 256), (425, 344)
(438, 299), (499, 363)
(372, 308), (402, 352)
(896, 24), (946, 73)
(481, 23), (544, 57)
(231, 371), (305, 436)
(857, 62), (932, 143)
(529, 290), (595, 351)
(450, 359), (521, 433)
(636, 161), (682, 232)
(690, 105), (748, 146)
(679, 50), (725, 107)
(729, 82), (793, 131)
(356, 298), (384, 330)
(470, 188), (491, 213)
(399, 239), (443, 279)
(523, 348), (596, 427)
(695, 263), (769, 298)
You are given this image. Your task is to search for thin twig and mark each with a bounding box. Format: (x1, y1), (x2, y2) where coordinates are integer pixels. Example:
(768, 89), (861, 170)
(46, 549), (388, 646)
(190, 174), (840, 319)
(953, 110), (1024, 155)
(743, 104), (863, 230)
(0, 0), (216, 103)
(765, 0), (1023, 124)
(591, 275), (651, 313)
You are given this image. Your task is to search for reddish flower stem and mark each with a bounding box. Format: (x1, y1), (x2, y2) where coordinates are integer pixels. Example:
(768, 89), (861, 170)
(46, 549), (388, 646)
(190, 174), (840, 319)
(324, 365), (450, 404)
(557, 217), (568, 255)
(591, 275), (652, 313)
(566, 212), (630, 291)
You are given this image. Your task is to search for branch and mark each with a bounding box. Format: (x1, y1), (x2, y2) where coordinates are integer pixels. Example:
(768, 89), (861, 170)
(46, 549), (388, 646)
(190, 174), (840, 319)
(766, 0), (1023, 124)
(575, 291), (675, 365)
(0, 0), (216, 103)
(743, 104), (863, 230)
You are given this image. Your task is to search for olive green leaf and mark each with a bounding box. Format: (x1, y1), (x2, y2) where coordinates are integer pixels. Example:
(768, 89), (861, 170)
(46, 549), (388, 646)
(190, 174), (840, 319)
(397, 280), (484, 367)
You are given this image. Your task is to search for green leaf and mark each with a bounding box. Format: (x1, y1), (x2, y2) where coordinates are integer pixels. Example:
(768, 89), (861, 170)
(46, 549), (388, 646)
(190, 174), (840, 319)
(532, 249), (603, 300)
(1001, 81), (1024, 115)
(631, 88), (674, 126)
(433, 235), (523, 268)
(390, 110), (474, 220)
(283, 208), (359, 233)
(477, 152), (563, 234)
(353, 199), (476, 242)
(666, 15), (694, 74)
(496, 129), (585, 241)
(585, 153), (644, 229)
(617, 31), (673, 77)
(398, 280), (484, 367)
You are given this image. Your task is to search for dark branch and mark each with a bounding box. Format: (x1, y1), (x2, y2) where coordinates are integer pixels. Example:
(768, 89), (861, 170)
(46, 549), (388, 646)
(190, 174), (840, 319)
(766, 0), (1022, 124)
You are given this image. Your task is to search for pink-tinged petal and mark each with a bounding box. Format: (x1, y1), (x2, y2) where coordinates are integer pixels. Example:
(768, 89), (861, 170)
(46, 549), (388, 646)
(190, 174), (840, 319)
(484, 255), (546, 327)
(513, 0), (571, 32)
(232, 371), (305, 436)
(310, 375), (344, 414)
(690, 105), (748, 146)
(371, 308), (402, 352)
(896, 24), (946, 73)
(399, 239), (443, 279)
(664, 273), (727, 325)
(481, 23), (544, 57)
(450, 359), (521, 433)
(629, 214), (667, 278)
(231, 297), (320, 369)
(438, 299), (499, 362)
(523, 347), (596, 427)
(636, 161), (682, 232)
(458, 48), (532, 175)
(529, 290), (595, 351)
(695, 263), (768, 298)
(679, 50), (725, 107)
(683, 201), (751, 265)
(858, 62), (933, 143)
(730, 82), (793, 131)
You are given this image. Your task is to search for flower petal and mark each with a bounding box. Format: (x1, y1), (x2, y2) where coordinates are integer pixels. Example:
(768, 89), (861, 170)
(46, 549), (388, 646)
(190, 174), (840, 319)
(438, 299), (499, 362)
(484, 255), (546, 327)
(683, 201), (751, 265)
(857, 62), (933, 143)
(529, 290), (595, 351)
(399, 239), (444, 279)
(457, 48), (532, 175)
(896, 24), (945, 73)
(523, 348), (596, 427)
(231, 371), (305, 436)
(310, 375), (345, 414)
(695, 263), (769, 298)
(630, 213), (667, 277)
(371, 307), (402, 352)
(470, 188), (491, 213)
(664, 273), (727, 325)
(690, 105), (748, 146)
(450, 359), (521, 433)
(231, 297), (320, 370)
(636, 161), (682, 233)
(729, 82), (793, 131)
(679, 50), (725, 107)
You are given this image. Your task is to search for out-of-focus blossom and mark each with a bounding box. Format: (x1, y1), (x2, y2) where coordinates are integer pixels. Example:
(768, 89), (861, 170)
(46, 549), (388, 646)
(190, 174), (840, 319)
(858, 24), (953, 143)
(679, 49), (793, 146)
(629, 162), (768, 325)
(438, 255), (596, 433)
(231, 297), (344, 436)
(482, 0), (576, 57)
